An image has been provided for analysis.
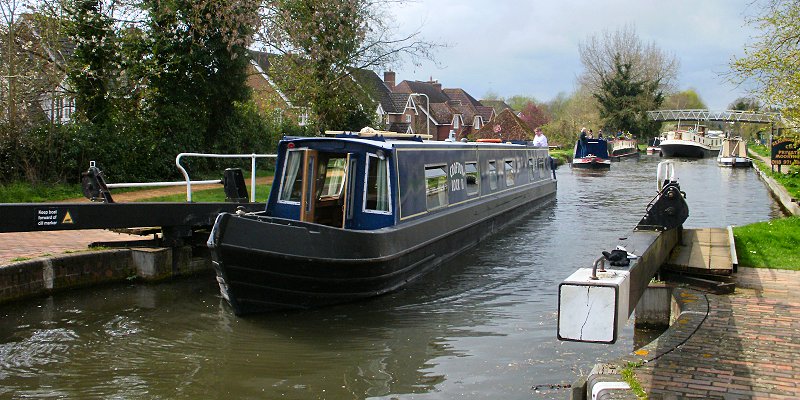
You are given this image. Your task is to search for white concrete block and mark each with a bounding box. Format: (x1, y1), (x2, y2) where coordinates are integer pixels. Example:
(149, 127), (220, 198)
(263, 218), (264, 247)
(558, 268), (631, 343)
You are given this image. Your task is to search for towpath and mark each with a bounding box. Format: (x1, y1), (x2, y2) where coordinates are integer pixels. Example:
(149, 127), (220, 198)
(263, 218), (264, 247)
(633, 267), (800, 399)
(0, 177), (273, 266)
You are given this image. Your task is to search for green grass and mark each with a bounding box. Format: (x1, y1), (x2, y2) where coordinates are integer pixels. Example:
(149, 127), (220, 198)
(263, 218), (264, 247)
(749, 143), (770, 158)
(733, 216), (800, 270)
(752, 159), (800, 200)
(549, 149), (572, 165)
(139, 184), (272, 203)
(1, 169), (275, 203)
(620, 361), (647, 398)
(0, 182), (83, 203)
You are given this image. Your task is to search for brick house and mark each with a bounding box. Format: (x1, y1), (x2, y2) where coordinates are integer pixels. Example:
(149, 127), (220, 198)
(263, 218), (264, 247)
(247, 51), (311, 126)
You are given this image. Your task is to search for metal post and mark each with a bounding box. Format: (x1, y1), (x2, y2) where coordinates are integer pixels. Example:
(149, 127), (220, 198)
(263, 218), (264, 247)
(251, 154), (257, 202)
(411, 93), (430, 137)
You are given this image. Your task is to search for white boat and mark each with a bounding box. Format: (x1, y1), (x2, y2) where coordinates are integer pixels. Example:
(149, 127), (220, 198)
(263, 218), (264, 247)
(658, 125), (723, 158)
(717, 137), (752, 167)
(645, 137), (662, 155)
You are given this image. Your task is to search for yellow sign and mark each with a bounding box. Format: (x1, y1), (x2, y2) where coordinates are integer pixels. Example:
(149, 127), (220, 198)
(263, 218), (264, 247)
(62, 211), (74, 224)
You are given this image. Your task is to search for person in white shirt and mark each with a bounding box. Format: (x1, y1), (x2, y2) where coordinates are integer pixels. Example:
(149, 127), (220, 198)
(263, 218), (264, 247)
(533, 127), (548, 148)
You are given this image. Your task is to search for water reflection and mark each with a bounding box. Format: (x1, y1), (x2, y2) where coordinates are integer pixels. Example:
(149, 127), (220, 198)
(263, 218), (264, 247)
(0, 156), (783, 399)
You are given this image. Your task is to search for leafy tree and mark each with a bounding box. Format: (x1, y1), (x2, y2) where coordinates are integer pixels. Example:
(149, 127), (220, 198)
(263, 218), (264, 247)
(64, 0), (122, 125)
(519, 101), (550, 131)
(662, 89), (707, 110)
(579, 24), (678, 97)
(728, 97), (765, 139)
(140, 0), (258, 149)
(593, 56), (664, 139)
(729, 0), (800, 122)
(506, 95), (537, 111)
(258, 0), (437, 132)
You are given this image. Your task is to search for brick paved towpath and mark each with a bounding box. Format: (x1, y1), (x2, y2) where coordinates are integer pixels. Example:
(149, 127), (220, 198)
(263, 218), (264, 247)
(635, 267), (800, 399)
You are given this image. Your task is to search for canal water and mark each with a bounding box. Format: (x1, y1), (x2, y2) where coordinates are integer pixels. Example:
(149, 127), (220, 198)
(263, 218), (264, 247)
(0, 156), (783, 399)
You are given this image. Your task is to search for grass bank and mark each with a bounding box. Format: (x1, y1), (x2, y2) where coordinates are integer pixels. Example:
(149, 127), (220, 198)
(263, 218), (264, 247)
(140, 184), (272, 203)
(733, 216), (800, 270)
(549, 149), (572, 165)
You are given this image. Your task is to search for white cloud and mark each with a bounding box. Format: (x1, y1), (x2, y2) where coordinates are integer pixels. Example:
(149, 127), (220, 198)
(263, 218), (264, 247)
(389, 0), (760, 109)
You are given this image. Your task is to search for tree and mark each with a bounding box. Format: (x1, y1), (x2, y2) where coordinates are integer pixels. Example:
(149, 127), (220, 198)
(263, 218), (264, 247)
(519, 101), (550, 131)
(65, 0), (118, 124)
(506, 95), (536, 111)
(140, 0), (258, 148)
(728, 97), (764, 139)
(662, 89), (707, 110)
(729, 0), (800, 122)
(578, 24), (679, 96)
(258, 0), (437, 132)
(593, 56), (664, 139)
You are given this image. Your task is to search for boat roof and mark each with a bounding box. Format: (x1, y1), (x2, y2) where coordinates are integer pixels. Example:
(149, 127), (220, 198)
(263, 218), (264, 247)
(285, 135), (530, 151)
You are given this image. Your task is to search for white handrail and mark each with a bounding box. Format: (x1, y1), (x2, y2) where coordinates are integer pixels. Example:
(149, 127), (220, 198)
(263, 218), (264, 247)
(656, 161), (676, 192)
(175, 153), (277, 202)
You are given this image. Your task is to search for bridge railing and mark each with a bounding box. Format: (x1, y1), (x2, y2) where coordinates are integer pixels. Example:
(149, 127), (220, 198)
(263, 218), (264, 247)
(647, 109), (781, 123)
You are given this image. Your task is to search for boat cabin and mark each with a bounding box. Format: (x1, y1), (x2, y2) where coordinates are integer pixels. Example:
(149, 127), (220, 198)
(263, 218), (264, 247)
(574, 138), (610, 159)
(266, 132), (553, 230)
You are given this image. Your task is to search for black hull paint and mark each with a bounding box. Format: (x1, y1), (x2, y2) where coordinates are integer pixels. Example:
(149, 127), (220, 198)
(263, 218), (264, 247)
(572, 161), (611, 170)
(659, 143), (717, 158)
(209, 181), (557, 314)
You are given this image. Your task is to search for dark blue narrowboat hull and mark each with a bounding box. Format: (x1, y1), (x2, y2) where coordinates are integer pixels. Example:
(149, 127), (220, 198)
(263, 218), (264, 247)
(208, 180), (557, 314)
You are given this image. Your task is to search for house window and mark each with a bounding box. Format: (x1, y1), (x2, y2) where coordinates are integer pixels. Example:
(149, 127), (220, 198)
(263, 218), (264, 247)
(453, 117), (460, 129)
(405, 114), (411, 123)
(505, 159), (515, 186)
(528, 157), (536, 180)
(487, 160), (497, 190)
(365, 154), (391, 213)
(465, 162), (479, 195)
(278, 150), (305, 204)
(425, 165), (448, 210)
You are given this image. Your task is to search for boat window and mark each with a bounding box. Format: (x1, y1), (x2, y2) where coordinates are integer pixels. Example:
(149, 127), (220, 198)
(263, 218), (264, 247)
(465, 162), (479, 195)
(279, 149), (304, 204)
(538, 157), (546, 177)
(528, 157), (535, 181)
(318, 157), (347, 198)
(365, 154), (391, 214)
(488, 160), (497, 190)
(425, 165), (448, 210)
(504, 160), (515, 186)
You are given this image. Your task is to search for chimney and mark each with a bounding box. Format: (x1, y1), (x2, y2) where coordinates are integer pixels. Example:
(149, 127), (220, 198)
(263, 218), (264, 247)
(384, 71), (396, 90)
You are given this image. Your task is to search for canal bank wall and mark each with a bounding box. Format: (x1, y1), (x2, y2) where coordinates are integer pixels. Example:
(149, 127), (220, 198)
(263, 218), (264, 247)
(748, 150), (800, 216)
(0, 246), (210, 305)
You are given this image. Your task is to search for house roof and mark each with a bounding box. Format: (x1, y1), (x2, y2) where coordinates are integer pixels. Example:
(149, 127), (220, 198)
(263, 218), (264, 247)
(350, 68), (408, 114)
(472, 108), (534, 141)
(429, 103), (455, 125)
(394, 80), (450, 103)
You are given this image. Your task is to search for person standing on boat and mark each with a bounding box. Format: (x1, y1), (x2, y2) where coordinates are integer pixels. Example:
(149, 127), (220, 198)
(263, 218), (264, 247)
(533, 127), (548, 148)
(578, 127), (588, 155)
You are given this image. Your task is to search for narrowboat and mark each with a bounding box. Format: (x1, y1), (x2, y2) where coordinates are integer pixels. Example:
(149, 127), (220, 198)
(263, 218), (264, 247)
(607, 138), (639, 160)
(208, 130), (557, 314)
(658, 124), (723, 158)
(572, 138), (611, 169)
(717, 136), (752, 167)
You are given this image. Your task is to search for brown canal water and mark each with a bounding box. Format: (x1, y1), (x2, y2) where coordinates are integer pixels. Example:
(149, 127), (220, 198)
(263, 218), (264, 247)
(0, 156), (783, 399)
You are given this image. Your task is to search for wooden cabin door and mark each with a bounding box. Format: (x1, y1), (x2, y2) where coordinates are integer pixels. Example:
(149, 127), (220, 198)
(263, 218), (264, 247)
(339, 153), (353, 228)
(299, 150), (318, 222)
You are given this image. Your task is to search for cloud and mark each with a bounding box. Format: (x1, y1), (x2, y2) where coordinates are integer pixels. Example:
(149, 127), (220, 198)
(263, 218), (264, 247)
(389, 0), (760, 109)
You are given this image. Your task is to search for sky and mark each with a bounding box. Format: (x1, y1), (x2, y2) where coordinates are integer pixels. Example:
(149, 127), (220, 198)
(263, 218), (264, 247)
(388, 0), (762, 110)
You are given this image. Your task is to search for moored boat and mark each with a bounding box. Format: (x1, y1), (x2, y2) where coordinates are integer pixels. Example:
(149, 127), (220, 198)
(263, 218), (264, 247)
(658, 125), (723, 158)
(208, 129), (557, 314)
(646, 137), (662, 155)
(572, 138), (611, 169)
(717, 136), (752, 167)
(607, 138), (639, 160)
